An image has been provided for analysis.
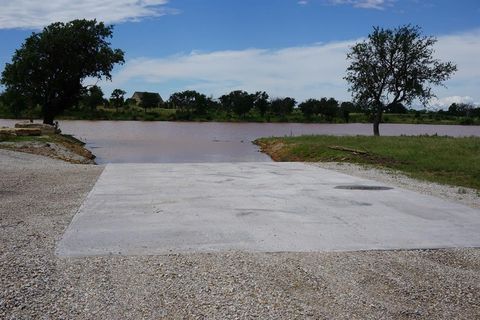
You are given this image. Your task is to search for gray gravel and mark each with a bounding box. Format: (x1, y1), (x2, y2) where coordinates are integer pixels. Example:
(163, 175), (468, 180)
(1, 149), (480, 319)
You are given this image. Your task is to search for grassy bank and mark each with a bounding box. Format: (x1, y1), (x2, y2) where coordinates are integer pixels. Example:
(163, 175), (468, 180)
(255, 135), (480, 190)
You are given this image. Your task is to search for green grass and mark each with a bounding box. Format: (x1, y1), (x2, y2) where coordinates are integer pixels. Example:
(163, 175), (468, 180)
(255, 135), (480, 190)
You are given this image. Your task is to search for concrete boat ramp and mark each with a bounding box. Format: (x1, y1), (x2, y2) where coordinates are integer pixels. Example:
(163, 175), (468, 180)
(56, 162), (480, 257)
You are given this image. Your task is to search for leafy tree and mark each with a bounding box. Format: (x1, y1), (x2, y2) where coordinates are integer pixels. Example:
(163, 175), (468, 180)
(218, 94), (233, 114)
(471, 107), (480, 118)
(254, 91), (270, 117)
(341, 101), (363, 113)
(299, 99), (321, 119)
(192, 93), (208, 115)
(340, 101), (357, 123)
(340, 102), (357, 112)
(170, 91), (195, 112)
(0, 89), (29, 118)
(205, 96), (220, 113)
(219, 91), (255, 117)
(140, 92), (161, 112)
(385, 102), (408, 114)
(345, 25), (456, 135)
(169, 90), (208, 114)
(1, 19), (124, 124)
(271, 97), (296, 117)
(81, 85), (104, 111)
(125, 98), (136, 106)
(448, 103), (475, 117)
(110, 89), (126, 111)
(316, 97), (339, 121)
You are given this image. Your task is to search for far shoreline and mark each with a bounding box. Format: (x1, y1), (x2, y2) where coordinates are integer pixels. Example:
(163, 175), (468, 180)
(2, 117), (480, 127)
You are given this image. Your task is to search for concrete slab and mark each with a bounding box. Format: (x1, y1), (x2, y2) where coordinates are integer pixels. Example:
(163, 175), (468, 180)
(56, 162), (480, 257)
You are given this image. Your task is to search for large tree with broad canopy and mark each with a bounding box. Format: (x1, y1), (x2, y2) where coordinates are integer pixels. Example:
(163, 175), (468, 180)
(1, 19), (124, 125)
(345, 25), (456, 135)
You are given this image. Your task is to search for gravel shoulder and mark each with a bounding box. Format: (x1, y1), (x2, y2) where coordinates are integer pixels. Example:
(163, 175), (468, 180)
(1, 149), (479, 319)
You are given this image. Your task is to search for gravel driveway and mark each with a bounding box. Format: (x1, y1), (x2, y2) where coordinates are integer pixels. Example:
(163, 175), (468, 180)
(1, 149), (479, 319)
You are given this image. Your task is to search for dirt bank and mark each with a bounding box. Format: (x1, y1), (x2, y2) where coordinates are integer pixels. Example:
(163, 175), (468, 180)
(0, 133), (95, 164)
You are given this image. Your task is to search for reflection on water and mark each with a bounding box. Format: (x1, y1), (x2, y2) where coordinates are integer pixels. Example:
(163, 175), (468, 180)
(1, 120), (479, 164)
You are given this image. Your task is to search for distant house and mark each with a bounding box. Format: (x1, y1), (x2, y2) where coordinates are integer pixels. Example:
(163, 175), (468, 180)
(131, 92), (164, 106)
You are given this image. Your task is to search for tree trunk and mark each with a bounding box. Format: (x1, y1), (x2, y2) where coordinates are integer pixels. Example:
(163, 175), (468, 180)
(373, 121), (380, 136)
(43, 107), (55, 125)
(373, 109), (382, 136)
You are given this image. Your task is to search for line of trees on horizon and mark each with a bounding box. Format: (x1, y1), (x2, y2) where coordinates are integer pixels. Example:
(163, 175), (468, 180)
(2, 85), (480, 124)
(56, 87), (409, 122)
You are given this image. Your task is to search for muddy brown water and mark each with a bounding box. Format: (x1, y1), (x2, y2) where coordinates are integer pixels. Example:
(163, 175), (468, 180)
(1, 120), (479, 164)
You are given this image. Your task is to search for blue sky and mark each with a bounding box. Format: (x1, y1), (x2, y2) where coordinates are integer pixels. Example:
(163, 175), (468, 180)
(1, 0), (480, 108)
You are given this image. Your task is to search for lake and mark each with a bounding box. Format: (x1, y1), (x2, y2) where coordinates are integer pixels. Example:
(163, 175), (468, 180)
(1, 120), (479, 163)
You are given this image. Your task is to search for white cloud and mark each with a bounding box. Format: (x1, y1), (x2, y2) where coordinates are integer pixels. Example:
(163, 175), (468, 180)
(104, 40), (357, 101)
(0, 0), (176, 29)
(298, 1), (309, 5)
(328, 0), (394, 10)
(100, 28), (480, 106)
(432, 29), (480, 108)
(429, 96), (479, 109)
(434, 29), (480, 81)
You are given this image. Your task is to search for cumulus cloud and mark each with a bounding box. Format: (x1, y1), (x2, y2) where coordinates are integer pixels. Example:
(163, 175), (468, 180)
(0, 0), (176, 29)
(328, 0), (394, 10)
(429, 96), (479, 109)
(101, 29), (480, 106)
(432, 29), (480, 108)
(434, 29), (480, 81)
(104, 40), (356, 101)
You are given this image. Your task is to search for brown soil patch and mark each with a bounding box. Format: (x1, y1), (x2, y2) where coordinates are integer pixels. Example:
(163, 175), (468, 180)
(0, 134), (95, 164)
(254, 140), (287, 161)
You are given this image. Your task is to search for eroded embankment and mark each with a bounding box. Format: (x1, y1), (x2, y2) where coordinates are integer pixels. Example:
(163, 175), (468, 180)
(0, 131), (95, 164)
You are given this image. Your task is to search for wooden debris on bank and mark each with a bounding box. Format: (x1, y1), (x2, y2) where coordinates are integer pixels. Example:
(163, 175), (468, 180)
(328, 145), (368, 155)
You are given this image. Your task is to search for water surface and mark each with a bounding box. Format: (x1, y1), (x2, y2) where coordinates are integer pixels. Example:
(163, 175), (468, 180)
(1, 120), (479, 163)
